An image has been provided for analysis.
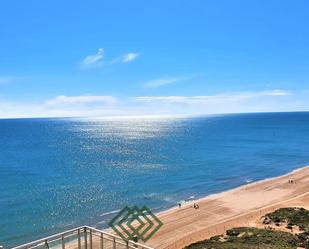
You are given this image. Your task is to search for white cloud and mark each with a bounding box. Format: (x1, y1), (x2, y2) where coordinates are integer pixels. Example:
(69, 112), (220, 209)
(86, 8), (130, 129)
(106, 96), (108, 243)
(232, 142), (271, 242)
(127, 90), (295, 116)
(265, 89), (291, 96)
(81, 48), (104, 67)
(132, 90), (292, 103)
(0, 89), (305, 119)
(122, 53), (139, 63)
(111, 52), (139, 64)
(144, 76), (189, 88)
(46, 95), (117, 106)
(81, 49), (138, 66)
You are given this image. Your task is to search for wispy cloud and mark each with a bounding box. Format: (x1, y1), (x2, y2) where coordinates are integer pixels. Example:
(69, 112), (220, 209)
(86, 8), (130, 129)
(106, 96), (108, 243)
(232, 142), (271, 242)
(265, 89), (291, 96)
(81, 48), (104, 67)
(144, 76), (190, 88)
(122, 53), (139, 63)
(0, 89), (301, 119)
(132, 90), (292, 103)
(81, 49), (138, 67)
(111, 52), (139, 64)
(46, 95), (117, 106)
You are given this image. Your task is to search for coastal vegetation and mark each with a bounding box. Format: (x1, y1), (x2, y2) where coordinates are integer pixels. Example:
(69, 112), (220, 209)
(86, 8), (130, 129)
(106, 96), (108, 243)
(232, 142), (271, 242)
(185, 207), (309, 249)
(185, 227), (297, 249)
(263, 207), (309, 232)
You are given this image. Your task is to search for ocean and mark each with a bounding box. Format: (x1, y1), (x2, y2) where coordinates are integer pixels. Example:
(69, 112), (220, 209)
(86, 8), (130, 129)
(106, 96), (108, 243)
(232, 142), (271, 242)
(1, 112), (309, 247)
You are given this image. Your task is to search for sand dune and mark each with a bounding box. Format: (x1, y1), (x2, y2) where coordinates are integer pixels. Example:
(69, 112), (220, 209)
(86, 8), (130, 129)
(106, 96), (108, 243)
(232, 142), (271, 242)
(146, 166), (309, 249)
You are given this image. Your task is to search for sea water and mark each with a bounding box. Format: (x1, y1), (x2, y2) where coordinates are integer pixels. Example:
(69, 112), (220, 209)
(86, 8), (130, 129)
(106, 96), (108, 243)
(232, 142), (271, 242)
(1, 112), (309, 247)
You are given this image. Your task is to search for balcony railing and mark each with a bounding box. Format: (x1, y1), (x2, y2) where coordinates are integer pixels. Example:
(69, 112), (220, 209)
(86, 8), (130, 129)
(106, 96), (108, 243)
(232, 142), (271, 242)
(3, 226), (154, 249)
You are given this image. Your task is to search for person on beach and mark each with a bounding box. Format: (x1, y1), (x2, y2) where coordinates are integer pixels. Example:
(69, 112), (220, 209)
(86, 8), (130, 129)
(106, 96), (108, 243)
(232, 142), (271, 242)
(193, 203), (199, 209)
(178, 203), (181, 208)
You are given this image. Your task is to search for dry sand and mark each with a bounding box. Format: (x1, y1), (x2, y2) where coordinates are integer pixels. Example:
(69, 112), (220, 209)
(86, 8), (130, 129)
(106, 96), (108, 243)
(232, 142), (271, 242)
(145, 166), (309, 249)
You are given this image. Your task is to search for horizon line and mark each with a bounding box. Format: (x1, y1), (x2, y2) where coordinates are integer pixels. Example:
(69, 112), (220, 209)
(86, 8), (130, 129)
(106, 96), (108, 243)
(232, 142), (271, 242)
(1, 110), (309, 121)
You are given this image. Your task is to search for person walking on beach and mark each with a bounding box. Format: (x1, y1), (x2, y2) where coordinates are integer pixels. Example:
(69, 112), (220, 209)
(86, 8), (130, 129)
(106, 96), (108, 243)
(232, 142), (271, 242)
(178, 203), (182, 208)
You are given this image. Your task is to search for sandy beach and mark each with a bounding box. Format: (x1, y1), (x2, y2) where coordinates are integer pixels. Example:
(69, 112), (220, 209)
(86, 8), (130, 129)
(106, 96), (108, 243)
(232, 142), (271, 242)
(144, 166), (309, 249)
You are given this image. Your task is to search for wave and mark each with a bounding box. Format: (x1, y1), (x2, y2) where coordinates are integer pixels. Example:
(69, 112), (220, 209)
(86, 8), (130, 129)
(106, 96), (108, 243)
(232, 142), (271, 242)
(100, 209), (121, 217)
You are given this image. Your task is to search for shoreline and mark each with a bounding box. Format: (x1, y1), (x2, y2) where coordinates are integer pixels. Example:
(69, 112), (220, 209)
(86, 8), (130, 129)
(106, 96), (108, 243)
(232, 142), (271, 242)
(146, 165), (309, 249)
(156, 165), (308, 217)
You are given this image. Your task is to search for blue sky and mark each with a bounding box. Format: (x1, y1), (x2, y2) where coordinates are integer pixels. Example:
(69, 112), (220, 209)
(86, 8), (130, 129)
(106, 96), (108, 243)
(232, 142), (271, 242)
(1, 0), (309, 118)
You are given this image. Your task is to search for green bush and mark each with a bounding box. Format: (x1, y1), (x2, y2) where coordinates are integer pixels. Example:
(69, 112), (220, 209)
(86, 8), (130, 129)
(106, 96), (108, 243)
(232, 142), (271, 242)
(184, 208), (309, 249)
(184, 227), (298, 249)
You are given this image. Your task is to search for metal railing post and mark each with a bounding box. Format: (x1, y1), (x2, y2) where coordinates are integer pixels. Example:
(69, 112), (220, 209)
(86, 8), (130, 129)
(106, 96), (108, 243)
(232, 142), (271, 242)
(89, 229), (93, 249)
(44, 239), (49, 249)
(113, 237), (116, 249)
(61, 234), (65, 249)
(84, 227), (88, 249)
(126, 240), (129, 249)
(100, 233), (104, 249)
(78, 229), (81, 249)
